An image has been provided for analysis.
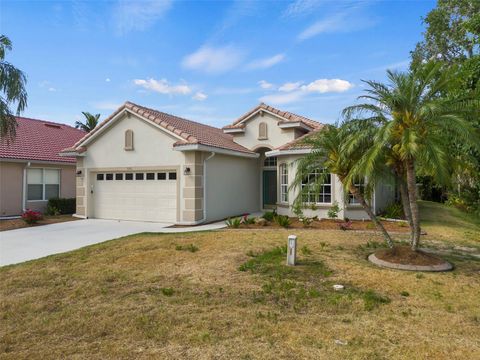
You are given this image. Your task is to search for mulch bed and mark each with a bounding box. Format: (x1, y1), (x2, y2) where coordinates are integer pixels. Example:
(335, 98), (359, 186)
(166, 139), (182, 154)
(374, 246), (445, 266)
(239, 218), (409, 232)
(0, 215), (79, 232)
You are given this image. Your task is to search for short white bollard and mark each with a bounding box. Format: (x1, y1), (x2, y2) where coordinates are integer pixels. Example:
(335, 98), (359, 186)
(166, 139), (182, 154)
(287, 235), (297, 266)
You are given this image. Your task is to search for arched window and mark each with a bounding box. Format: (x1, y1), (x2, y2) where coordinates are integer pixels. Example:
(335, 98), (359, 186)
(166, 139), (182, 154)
(124, 129), (134, 150)
(258, 122), (268, 140)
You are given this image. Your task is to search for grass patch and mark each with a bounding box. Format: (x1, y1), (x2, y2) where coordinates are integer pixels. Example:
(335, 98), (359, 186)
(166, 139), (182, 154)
(175, 244), (199, 253)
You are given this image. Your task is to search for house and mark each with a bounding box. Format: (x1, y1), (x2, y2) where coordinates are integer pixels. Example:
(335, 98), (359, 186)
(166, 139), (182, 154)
(0, 117), (86, 216)
(61, 102), (395, 224)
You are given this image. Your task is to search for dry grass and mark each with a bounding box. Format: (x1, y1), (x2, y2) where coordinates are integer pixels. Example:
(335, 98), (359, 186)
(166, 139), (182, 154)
(1, 203), (479, 359)
(0, 215), (79, 232)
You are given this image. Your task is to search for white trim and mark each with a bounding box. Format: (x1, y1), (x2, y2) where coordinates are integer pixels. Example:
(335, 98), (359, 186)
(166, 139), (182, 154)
(174, 144), (259, 158)
(235, 108), (301, 128)
(265, 149), (312, 157)
(76, 109), (185, 148)
(223, 128), (245, 134)
(26, 167), (61, 202)
(59, 152), (85, 157)
(278, 121), (312, 131)
(0, 158), (77, 165)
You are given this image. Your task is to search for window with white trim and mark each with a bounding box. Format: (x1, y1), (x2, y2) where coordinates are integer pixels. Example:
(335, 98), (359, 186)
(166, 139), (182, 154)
(263, 156), (277, 167)
(349, 177), (366, 204)
(280, 163), (288, 203)
(27, 168), (60, 201)
(301, 168), (331, 204)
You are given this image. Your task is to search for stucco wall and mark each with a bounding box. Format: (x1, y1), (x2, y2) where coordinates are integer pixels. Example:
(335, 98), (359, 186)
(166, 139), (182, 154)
(0, 161), (23, 216)
(230, 112), (299, 150)
(0, 161), (76, 216)
(205, 153), (259, 222)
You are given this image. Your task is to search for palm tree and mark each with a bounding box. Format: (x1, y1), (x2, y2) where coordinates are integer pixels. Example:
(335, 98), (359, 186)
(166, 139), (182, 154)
(291, 124), (395, 248)
(75, 112), (100, 132)
(343, 62), (479, 251)
(0, 35), (27, 140)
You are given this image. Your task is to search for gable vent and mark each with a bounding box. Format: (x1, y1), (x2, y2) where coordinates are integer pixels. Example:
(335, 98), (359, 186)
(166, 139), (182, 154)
(44, 123), (62, 129)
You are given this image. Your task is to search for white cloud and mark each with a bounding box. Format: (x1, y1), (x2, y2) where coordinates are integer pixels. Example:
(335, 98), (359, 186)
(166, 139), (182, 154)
(133, 78), (192, 95)
(182, 45), (244, 74)
(298, 10), (376, 41)
(105, 78), (111, 82)
(48, 87), (56, 92)
(245, 53), (285, 70)
(283, 0), (323, 18)
(258, 80), (274, 89)
(279, 81), (303, 92)
(192, 92), (208, 101)
(260, 91), (305, 105)
(112, 0), (172, 35)
(301, 79), (353, 93)
(260, 78), (353, 105)
(93, 101), (122, 110)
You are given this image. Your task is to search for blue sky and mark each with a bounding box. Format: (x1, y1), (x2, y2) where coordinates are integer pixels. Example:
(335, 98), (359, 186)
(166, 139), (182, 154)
(2, 0), (435, 127)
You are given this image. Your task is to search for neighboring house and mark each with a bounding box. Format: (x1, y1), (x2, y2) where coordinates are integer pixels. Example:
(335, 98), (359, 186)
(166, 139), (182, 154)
(61, 102), (394, 224)
(0, 117), (86, 216)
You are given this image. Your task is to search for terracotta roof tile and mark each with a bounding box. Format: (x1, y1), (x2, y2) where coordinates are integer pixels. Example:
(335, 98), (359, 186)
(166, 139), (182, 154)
(69, 102), (255, 155)
(275, 128), (324, 151)
(0, 117), (86, 163)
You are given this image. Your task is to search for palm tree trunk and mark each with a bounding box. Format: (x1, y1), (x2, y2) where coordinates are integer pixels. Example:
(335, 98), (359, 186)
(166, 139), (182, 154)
(348, 185), (394, 249)
(405, 158), (421, 251)
(399, 178), (414, 240)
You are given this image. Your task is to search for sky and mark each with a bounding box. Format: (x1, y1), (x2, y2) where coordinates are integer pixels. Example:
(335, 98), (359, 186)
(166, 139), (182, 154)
(1, 0), (436, 128)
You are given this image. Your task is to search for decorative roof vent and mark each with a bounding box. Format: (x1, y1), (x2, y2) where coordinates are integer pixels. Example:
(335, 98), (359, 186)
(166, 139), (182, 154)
(44, 123), (62, 129)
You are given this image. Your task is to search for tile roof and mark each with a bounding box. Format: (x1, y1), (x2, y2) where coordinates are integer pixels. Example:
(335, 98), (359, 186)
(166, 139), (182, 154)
(68, 102), (255, 155)
(223, 103), (324, 130)
(275, 128), (324, 151)
(0, 117), (86, 163)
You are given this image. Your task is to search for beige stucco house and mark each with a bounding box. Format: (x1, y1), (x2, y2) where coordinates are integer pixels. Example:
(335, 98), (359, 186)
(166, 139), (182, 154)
(0, 117), (85, 216)
(62, 102), (395, 224)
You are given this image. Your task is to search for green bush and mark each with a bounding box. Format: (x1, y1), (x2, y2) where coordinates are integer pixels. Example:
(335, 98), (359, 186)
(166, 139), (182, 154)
(225, 217), (242, 228)
(262, 211), (276, 222)
(381, 202), (404, 219)
(327, 201), (340, 219)
(275, 215), (291, 228)
(46, 198), (76, 215)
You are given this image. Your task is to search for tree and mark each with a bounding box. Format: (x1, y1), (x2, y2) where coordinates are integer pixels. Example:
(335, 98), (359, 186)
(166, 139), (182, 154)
(0, 35), (27, 140)
(291, 124), (395, 248)
(75, 112), (100, 132)
(343, 62), (479, 251)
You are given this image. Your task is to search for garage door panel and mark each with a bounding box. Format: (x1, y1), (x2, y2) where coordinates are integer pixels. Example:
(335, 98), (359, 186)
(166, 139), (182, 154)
(93, 171), (177, 222)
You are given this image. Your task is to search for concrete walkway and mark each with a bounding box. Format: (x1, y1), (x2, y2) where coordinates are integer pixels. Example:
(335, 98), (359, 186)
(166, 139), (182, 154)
(0, 219), (226, 267)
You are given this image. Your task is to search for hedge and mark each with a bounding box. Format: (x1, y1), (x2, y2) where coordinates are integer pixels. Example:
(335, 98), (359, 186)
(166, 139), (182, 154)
(46, 198), (76, 215)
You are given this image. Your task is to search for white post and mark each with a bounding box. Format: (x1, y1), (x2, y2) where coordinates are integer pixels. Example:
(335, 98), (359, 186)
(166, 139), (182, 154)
(287, 235), (297, 266)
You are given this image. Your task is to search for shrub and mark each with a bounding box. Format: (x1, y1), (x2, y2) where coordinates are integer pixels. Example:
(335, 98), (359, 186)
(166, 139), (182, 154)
(242, 215), (256, 225)
(299, 216), (313, 227)
(275, 215), (291, 228)
(381, 202), (404, 219)
(262, 211), (276, 222)
(46, 198), (76, 215)
(21, 210), (43, 224)
(327, 201), (340, 219)
(45, 204), (60, 216)
(225, 217), (242, 228)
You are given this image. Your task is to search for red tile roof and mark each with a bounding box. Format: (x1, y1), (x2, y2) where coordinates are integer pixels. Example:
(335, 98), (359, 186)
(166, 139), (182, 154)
(69, 102), (255, 155)
(0, 117), (86, 164)
(223, 103), (324, 130)
(275, 128), (325, 151)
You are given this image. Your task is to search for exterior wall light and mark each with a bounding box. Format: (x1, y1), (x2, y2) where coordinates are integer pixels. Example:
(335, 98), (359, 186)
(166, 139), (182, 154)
(184, 167), (191, 175)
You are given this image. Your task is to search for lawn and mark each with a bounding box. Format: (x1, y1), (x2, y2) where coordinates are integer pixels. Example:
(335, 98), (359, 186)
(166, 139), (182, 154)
(1, 202), (479, 359)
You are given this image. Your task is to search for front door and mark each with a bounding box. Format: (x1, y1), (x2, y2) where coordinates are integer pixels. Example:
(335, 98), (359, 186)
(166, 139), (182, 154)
(263, 170), (277, 208)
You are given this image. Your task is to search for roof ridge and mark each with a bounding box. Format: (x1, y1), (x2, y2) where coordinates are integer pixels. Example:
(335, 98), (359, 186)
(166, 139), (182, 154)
(15, 116), (82, 130)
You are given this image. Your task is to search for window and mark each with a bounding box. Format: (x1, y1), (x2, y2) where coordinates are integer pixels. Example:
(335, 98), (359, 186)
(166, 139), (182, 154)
(349, 177), (366, 204)
(135, 173), (144, 180)
(96, 173), (104, 181)
(124, 129), (134, 150)
(115, 173), (123, 180)
(301, 168), (331, 204)
(146, 173), (155, 180)
(280, 163), (288, 203)
(157, 172), (166, 180)
(106, 173), (113, 180)
(264, 156), (277, 167)
(258, 122), (268, 140)
(169, 172), (177, 180)
(125, 173), (133, 180)
(27, 168), (60, 201)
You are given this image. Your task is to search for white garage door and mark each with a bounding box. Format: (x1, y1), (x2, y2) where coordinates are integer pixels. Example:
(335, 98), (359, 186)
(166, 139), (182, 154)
(93, 170), (177, 222)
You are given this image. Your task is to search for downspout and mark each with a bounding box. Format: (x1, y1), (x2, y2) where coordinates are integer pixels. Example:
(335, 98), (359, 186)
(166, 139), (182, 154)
(201, 152), (216, 223)
(22, 162), (31, 212)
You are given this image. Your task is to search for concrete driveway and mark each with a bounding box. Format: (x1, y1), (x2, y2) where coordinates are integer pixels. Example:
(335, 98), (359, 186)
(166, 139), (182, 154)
(0, 219), (172, 266)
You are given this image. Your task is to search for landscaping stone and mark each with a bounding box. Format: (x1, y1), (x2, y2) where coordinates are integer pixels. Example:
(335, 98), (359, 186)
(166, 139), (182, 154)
(255, 218), (267, 226)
